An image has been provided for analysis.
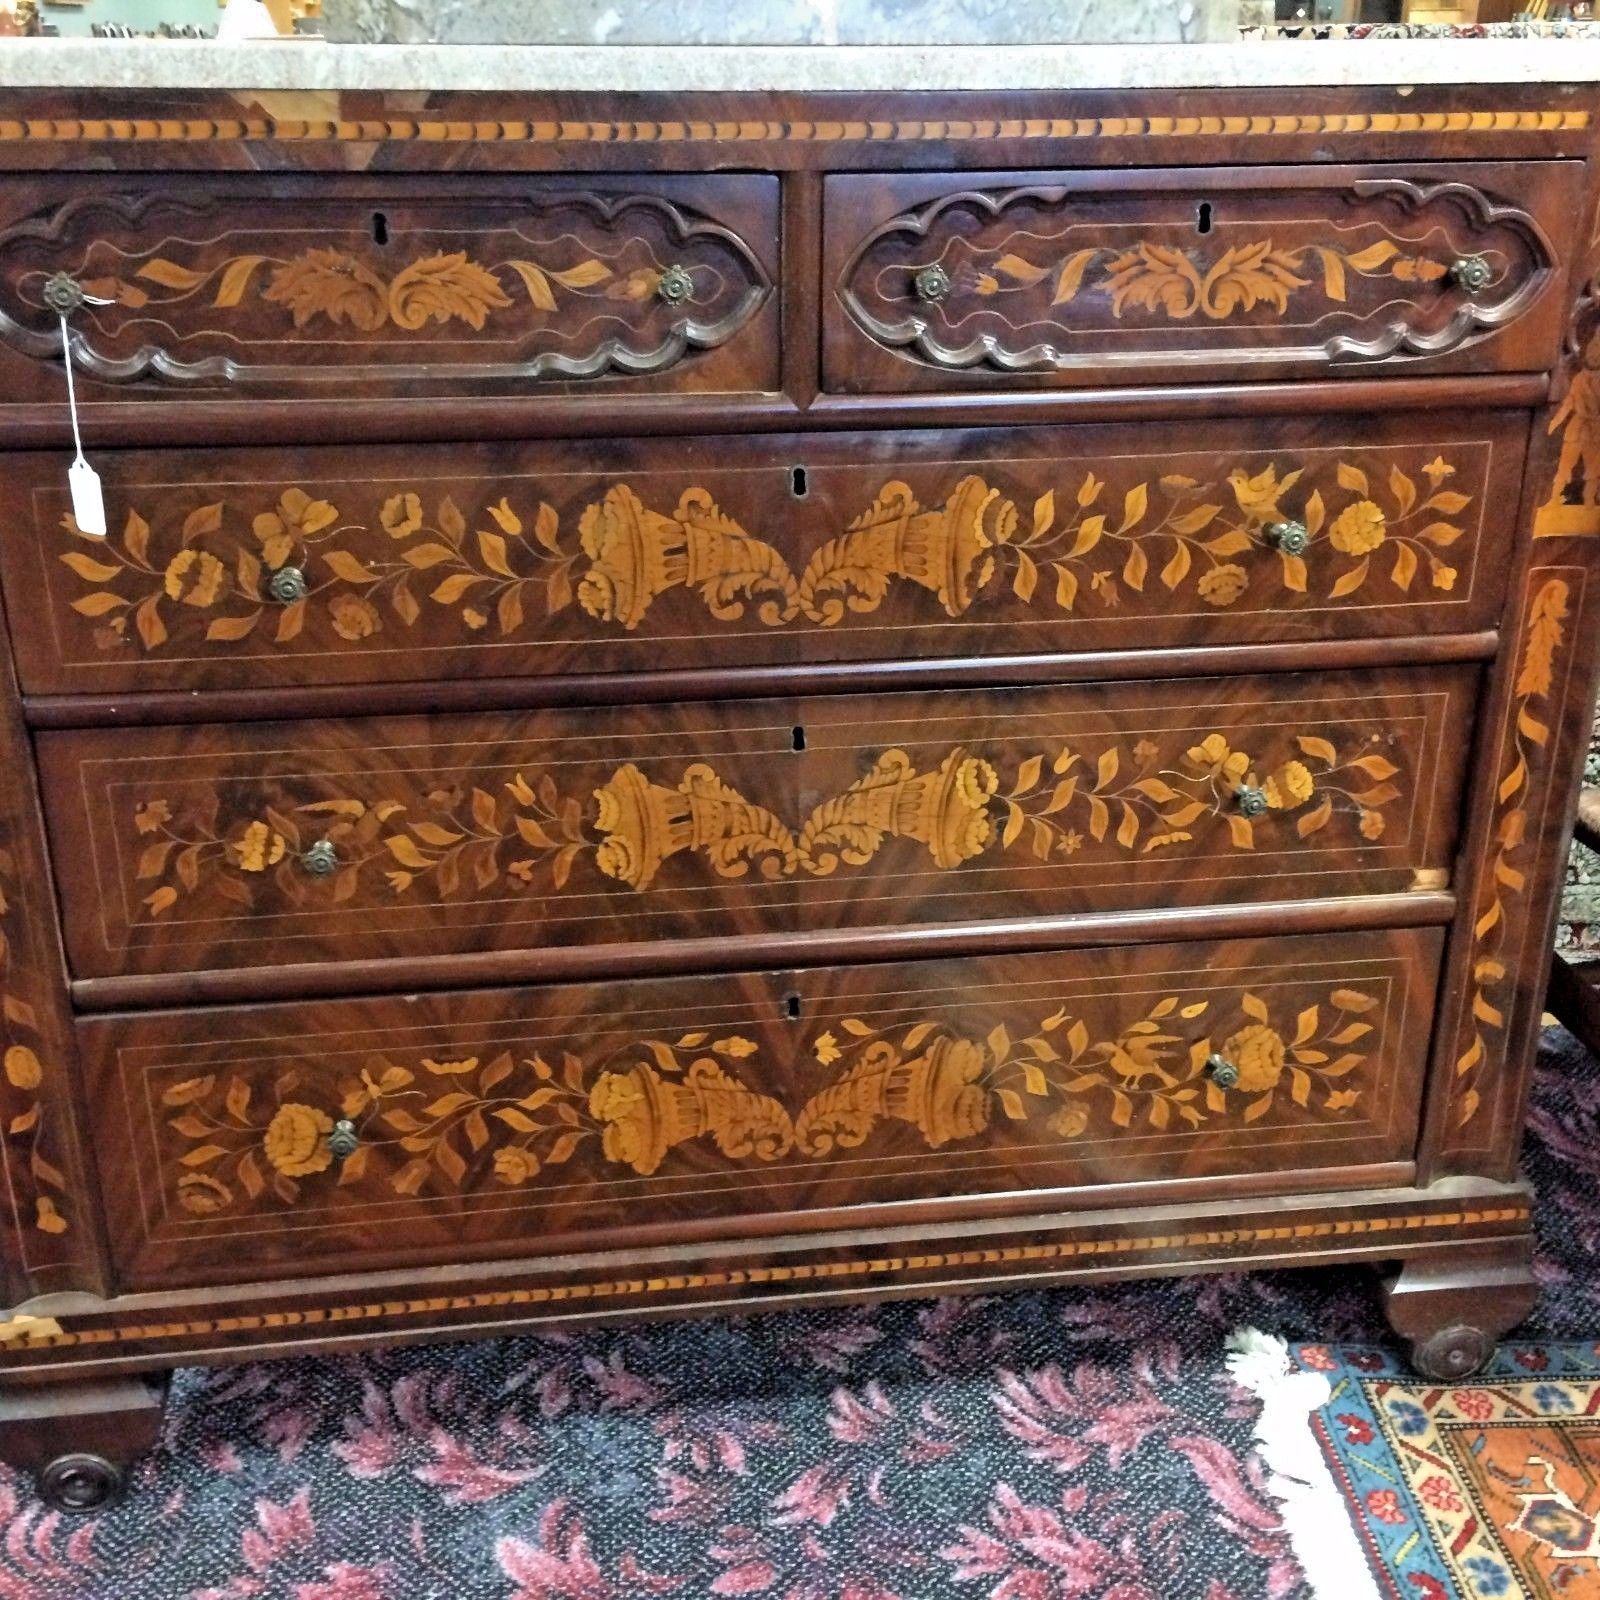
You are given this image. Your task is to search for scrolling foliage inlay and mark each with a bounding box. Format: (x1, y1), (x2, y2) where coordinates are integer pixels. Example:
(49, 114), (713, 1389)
(129, 727), (1404, 919)
(0, 190), (771, 384)
(160, 981), (1383, 1213)
(57, 453), (1472, 653)
(1453, 574), (1573, 1128)
(0, 846), (72, 1238)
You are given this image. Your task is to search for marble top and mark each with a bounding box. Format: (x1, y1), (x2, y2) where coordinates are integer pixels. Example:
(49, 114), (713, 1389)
(3, 37), (1600, 92)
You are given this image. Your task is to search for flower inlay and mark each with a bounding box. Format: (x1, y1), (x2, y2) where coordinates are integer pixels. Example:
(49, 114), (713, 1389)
(128, 728), (1403, 919)
(57, 456), (1471, 653)
(161, 982), (1382, 1212)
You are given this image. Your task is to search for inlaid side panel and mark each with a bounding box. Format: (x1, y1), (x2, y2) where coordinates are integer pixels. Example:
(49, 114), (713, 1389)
(0, 173), (779, 401)
(79, 927), (1442, 1289)
(1431, 206), (1600, 1173)
(0, 415), (1524, 697)
(0, 599), (100, 1303)
(824, 162), (1580, 390)
(38, 668), (1473, 981)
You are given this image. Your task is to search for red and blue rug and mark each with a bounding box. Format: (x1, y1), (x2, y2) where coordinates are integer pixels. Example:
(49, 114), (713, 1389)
(1298, 1338), (1600, 1600)
(1, 1025), (1597, 1599)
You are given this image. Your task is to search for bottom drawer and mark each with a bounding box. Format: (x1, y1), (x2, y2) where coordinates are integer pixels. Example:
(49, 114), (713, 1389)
(83, 926), (1441, 1290)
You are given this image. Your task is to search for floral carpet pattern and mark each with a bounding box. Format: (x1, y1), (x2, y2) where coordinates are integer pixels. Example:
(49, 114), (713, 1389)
(1306, 1341), (1600, 1600)
(2, 1027), (1599, 1600)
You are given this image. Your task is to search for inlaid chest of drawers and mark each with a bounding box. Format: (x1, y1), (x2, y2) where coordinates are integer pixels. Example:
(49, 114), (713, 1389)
(0, 63), (1598, 1511)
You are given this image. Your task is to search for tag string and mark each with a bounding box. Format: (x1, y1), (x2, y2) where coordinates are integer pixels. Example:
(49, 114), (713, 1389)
(59, 312), (87, 467)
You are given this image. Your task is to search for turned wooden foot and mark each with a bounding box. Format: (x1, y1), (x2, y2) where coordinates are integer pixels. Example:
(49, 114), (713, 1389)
(1381, 1236), (1538, 1380)
(0, 1374), (169, 1513)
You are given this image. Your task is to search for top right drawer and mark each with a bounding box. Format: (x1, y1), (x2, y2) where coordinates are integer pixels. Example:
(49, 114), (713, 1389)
(823, 162), (1582, 392)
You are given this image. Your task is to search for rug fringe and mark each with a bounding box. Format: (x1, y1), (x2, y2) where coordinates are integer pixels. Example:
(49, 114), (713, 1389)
(1225, 1327), (1382, 1600)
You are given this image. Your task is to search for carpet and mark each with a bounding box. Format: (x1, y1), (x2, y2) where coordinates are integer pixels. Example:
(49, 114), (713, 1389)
(2, 1026), (1597, 1600)
(1300, 1340), (1600, 1600)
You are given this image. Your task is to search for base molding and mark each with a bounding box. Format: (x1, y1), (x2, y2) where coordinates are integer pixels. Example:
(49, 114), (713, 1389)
(0, 1174), (1534, 1384)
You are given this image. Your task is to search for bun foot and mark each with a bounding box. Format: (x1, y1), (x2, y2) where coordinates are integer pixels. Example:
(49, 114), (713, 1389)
(0, 1373), (167, 1512)
(37, 1452), (124, 1514)
(1381, 1232), (1537, 1380)
(1409, 1323), (1496, 1381)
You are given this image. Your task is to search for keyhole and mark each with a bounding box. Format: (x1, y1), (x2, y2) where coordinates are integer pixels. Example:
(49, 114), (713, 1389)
(791, 725), (806, 752)
(791, 465), (809, 498)
(1196, 201), (1213, 235)
(784, 993), (802, 1021)
(372, 211), (389, 245)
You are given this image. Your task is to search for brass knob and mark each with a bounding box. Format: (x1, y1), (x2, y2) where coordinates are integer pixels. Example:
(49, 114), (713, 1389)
(913, 264), (951, 304)
(1449, 255), (1492, 294)
(1235, 785), (1269, 819)
(299, 839), (338, 876)
(1265, 519), (1309, 556)
(656, 264), (694, 306)
(327, 1119), (359, 1161)
(42, 272), (85, 317)
(1206, 1053), (1240, 1090)
(268, 566), (307, 604)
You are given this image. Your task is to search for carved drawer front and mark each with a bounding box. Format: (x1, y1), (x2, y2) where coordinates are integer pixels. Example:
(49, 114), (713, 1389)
(823, 162), (1580, 390)
(80, 927), (1442, 1289)
(38, 665), (1471, 981)
(0, 413), (1524, 697)
(0, 174), (777, 401)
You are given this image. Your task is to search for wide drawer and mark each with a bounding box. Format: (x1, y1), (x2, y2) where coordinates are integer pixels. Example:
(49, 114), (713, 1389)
(0, 173), (778, 402)
(79, 927), (1443, 1289)
(39, 667), (1472, 981)
(2, 414), (1523, 697)
(824, 162), (1580, 390)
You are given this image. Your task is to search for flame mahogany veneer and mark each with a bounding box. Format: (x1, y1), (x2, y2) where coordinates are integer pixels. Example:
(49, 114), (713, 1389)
(0, 77), (1596, 1507)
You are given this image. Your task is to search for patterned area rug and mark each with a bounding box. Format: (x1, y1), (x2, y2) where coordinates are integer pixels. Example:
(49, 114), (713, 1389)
(1302, 1341), (1600, 1600)
(2, 1026), (1597, 1600)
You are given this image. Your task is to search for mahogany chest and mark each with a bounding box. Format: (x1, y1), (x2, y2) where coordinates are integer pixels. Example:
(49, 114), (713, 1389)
(0, 71), (1597, 1510)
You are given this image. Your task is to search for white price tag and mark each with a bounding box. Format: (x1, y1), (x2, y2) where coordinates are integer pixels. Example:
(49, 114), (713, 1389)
(68, 457), (106, 539)
(57, 306), (108, 538)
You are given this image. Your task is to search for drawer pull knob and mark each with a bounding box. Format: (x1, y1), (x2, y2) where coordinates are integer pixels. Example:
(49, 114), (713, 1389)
(327, 1119), (359, 1161)
(913, 264), (952, 304)
(269, 566), (308, 604)
(1206, 1053), (1240, 1090)
(42, 272), (86, 317)
(1449, 255), (1493, 294)
(656, 264), (694, 306)
(299, 839), (339, 876)
(1264, 519), (1309, 557)
(1234, 784), (1269, 819)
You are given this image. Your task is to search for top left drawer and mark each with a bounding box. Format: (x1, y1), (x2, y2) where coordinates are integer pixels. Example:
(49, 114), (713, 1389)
(0, 174), (779, 403)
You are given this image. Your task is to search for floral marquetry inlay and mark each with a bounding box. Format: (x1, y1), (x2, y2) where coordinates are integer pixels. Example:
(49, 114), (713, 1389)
(128, 727), (1404, 919)
(0, 188), (773, 385)
(84, 246), (681, 337)
(915, 236), (1454, 323)
(835, 175), (1559, 376)
(55, 453), (1474, 655)
(0, 846), (72, 1239)
(1453, 572), (1576, 1129)
(160, 982), (1385, 1214)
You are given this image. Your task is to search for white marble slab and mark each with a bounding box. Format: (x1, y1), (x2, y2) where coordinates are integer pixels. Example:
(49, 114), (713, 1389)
(3, 37), (1600, 93)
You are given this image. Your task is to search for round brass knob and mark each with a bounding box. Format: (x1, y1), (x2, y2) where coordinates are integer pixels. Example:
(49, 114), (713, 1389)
(269, 566), (307, 604)
(327, 1119), (359, 1161)
(42, 272), (86, 317)
(1206, 1053), (1240, 1090)
(656, 264), (694, 306)
(1235, 785), (1269, 819)
(299, 839), (338, 877)
(913, 264), (952, 304)
(1449, 255), (1492, 294)
(1265, 519), (1309, 556)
